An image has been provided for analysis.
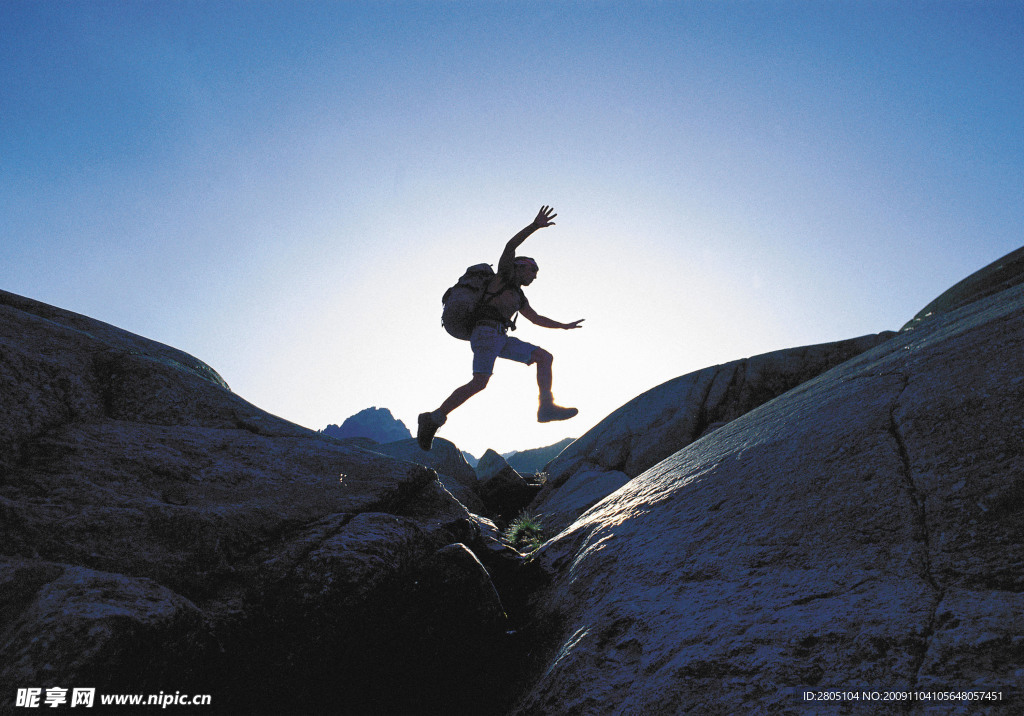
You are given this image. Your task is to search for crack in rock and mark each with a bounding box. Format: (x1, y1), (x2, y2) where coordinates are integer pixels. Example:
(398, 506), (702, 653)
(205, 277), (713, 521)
(887, 374), (947, 693)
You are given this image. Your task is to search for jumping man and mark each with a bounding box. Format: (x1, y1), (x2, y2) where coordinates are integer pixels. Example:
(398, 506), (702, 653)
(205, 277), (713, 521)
(417, 205), (584, 450)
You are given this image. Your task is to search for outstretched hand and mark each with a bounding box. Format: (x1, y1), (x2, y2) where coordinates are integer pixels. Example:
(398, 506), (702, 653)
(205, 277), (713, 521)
(563, 319), (585, 330)
(532, 205), (557, 228)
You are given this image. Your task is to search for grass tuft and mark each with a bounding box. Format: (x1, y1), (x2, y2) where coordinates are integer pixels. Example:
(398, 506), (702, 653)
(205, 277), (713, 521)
(504, 510), (545, 553)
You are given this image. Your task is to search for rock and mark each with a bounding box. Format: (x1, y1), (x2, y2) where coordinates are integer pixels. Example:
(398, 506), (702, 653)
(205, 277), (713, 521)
(226, 512), (456, 714)
(379, 542), (514, 715)
(0, 288), (309, 477)
(511, 278), (1024, 714)
(902, 245), (1024, 332)
(0, 288), (506, 714)
(417, 542), (509, 635)
(371, 437), (478, 492)
(247, 527), (510, 715)
(477, 450), (541, 525)
(410, 543), (510, 668)
(476, 448), (517, 482)
(537, 331), (895, 510)
(531, 469), (631, 535)
(7, 239), (1024, 714)
(0, 418), (442, 598)
(368, 437), (486, 515)
(321, 406), (413, 443)
(0, 559), (211, 692)
(506, 437), (575, 476)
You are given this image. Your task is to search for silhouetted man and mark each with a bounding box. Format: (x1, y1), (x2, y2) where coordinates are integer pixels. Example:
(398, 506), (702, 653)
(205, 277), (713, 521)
(418, 205), (584, 450)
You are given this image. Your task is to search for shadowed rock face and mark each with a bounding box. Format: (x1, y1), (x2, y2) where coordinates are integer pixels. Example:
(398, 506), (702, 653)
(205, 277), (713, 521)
(0, 289), (514, 714)
(371, 436), (478, 491)
(512, 267), (1024, 714)
(474, 450), (543, 526)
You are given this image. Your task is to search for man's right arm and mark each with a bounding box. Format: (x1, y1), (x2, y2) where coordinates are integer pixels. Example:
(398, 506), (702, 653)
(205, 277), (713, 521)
(498, 205), (557, 274)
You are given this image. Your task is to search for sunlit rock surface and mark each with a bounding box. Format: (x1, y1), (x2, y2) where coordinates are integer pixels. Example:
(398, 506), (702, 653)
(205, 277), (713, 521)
(512, 257), (1024, 715)
(532, 331), (895, 534)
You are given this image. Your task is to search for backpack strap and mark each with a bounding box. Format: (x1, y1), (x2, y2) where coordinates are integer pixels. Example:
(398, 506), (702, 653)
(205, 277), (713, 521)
(476, 273), (523, 330)
(479, 271), (512, 307)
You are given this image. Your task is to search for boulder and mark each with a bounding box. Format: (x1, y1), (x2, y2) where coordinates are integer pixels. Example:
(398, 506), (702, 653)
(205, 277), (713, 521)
(236, 513), (443, 713)
(403, 543), (511, 711)
(416, 542), (509, 640)
(0, 559), (211, 693)
(511, 276), (1024, 714)
(371, 437), (480, 494)
(0, 288), (509, 714)
(533, 331), (895, 524)
(476, 448), (518, 483)
(477, 450), (541, 525)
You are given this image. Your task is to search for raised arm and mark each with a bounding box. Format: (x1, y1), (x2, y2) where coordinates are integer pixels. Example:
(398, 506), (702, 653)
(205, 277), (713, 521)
(498, 205), (557, 274)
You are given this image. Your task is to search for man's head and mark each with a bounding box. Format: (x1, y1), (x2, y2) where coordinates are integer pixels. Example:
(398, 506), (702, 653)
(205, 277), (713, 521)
(514, 256), (539, 285)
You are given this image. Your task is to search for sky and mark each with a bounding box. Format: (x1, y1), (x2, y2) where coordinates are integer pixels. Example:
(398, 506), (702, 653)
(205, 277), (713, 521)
(3, 0), (1023, 458)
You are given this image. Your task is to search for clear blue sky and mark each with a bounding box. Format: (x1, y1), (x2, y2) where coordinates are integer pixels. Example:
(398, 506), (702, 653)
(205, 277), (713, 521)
(3, 1), (1022, 457)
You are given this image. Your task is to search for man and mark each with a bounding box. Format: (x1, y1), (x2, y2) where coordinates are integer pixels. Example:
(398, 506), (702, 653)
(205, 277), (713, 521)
(417, 205), (584, 450)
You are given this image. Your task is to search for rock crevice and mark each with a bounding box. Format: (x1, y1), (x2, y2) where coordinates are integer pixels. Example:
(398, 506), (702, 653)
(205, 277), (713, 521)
(887, 373), (948, 691)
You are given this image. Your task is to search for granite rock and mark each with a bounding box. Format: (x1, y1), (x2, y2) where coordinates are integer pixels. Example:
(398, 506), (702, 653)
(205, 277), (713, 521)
(512, 272), (1024, 715)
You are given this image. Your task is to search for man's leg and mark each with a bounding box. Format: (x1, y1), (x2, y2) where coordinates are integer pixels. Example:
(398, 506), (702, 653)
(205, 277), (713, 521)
(419, 374), (491, 448)
(419, 326), (501, 451)
(531, 348), (578, 423)
(439, 372), (491, 415)
(418, 373), (491, 451)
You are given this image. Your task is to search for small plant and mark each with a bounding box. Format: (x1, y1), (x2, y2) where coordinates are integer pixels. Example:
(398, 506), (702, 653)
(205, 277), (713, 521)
(504, 510), (545, 553)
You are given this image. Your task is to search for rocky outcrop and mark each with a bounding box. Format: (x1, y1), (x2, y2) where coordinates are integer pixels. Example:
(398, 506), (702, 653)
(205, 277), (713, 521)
(0, 288), (514, 714)
(477, 450), (542, 525)
(901, 244), (1024, 332)
(531, 331), (895, 533)
(506, 437), (575, 476)
(322, 406), (412, 443)
(528, 469), (631, 536)
(1, 560), (212, 693)
(368, 436), (486, 515)
(372, 437), (477, 491)
(511, 260), (1024, 714)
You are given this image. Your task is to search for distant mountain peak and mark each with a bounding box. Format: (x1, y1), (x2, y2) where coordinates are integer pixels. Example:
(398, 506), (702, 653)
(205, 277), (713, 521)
(322, 406), (412, 443)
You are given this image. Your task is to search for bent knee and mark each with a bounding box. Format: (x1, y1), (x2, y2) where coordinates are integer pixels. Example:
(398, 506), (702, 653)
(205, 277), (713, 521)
(531, 348), (553, 366)
(470, 372), (491, 389)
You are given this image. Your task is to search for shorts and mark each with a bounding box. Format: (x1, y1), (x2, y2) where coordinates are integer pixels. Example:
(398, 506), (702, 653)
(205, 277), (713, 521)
(470, 324), (540, 375)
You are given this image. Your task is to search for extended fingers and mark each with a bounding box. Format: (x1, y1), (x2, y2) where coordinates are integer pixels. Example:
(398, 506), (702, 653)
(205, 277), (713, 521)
(538, 205), (557, 224)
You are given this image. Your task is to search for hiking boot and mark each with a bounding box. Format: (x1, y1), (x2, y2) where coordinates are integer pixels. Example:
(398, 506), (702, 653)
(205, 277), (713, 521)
(417, 411), (446, 450)
(538, 403), (578, 423)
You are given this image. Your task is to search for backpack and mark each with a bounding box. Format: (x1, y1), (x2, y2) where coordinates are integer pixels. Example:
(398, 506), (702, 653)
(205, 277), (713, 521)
(440, 263), (496, 340)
